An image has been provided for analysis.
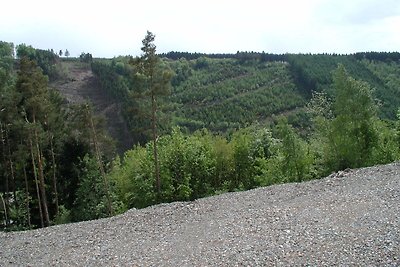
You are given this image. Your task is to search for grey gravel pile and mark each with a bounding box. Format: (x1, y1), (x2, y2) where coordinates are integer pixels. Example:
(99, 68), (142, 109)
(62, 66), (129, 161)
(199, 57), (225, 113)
(1, 163), (399, 266)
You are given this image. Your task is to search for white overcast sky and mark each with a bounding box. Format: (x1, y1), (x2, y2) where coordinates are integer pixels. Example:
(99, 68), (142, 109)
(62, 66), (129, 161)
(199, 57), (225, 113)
(1, 0), (399, 58)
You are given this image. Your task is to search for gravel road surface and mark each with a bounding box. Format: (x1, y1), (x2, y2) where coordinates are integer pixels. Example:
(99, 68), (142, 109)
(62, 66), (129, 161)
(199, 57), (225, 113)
(1, 163), (399, 266)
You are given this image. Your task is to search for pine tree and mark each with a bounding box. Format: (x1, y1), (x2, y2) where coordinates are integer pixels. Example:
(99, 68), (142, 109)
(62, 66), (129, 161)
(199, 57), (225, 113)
(130, 31), (173, 197)
(16, 57), (51, 226)
(83, 104), (113, 216)
(0, 41), (20, 228)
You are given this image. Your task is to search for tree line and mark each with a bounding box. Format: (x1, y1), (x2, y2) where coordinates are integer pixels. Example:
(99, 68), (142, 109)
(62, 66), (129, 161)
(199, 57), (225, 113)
(161, 51), (287, 62)
(161, 51), (400, 64)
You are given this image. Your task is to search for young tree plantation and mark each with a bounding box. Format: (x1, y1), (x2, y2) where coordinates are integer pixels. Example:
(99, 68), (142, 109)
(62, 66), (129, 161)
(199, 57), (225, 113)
(1, 35), (400, 230)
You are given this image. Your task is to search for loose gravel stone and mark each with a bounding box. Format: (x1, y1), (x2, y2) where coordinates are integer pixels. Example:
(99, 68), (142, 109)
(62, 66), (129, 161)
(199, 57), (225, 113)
(1, 163), (399, 266)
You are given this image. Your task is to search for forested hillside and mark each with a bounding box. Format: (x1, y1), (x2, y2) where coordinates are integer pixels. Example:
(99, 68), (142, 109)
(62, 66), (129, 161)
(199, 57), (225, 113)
(1, 36), (400, 231)
(92, 51), (400, 142)
(286, 53), (400, 119)
(170, 59), (304, 132)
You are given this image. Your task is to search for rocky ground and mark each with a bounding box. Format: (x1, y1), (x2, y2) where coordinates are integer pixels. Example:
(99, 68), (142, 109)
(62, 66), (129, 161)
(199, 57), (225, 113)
(1, 163), (399, 266)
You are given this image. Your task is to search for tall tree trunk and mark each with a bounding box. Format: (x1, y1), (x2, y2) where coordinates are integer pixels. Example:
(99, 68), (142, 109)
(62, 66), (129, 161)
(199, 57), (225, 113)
(49, 135), (59, 216)
(29, 137), (44, 228)
(0, 193), (8, 228)
(0, 122), (10, 227)
(22, 162), (32, 229)
(32, 114), (50, 227)
(151, 92), (160, 196)
(87, 108), (113, 216)
(34, 132), (50, 226)
(5, 126), (18, 215)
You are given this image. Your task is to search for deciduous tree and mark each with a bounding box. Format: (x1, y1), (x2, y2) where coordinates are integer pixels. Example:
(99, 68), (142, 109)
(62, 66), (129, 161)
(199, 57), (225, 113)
(315, 65), (378, 171)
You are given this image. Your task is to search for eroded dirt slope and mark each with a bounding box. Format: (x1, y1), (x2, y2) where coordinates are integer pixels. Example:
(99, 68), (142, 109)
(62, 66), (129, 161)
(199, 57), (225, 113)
(51, 61), (132, 153)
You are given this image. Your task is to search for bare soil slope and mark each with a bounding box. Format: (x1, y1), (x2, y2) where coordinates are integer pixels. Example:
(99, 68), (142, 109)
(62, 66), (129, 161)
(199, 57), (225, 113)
(1, 163), (399, 266)
(51, 61), (132, 153)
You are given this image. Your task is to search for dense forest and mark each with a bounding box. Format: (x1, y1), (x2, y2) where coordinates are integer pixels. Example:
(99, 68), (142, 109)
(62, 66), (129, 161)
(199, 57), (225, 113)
(1, 34), (400, 231)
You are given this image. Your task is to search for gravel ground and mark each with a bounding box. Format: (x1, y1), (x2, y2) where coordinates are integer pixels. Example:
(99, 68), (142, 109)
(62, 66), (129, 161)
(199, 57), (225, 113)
(1, 163), (399, 266)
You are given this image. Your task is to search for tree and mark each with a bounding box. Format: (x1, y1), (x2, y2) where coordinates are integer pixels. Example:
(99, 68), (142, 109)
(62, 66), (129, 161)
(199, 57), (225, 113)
(79, 52), (92, 63)
(16, 44), (59, 80)
(318, 65), (378, 171)
(130, 31), (173, 197)
(59, 50), (63, 57)
(83, 104), (113, 216)
(275, 119), (312, 182)
(0, 41), (17, 228)
(72, 155), (114, 221)
(16, 58), (52, 227)
(65, 49), (70, 58)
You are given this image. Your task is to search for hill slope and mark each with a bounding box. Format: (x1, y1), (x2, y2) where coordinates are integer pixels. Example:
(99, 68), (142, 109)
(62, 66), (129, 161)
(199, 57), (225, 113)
(91, 54), (400, 144)
(1, 163), (399, 266)
(51, 61), (133, 153)
(170, 59), (305, 131)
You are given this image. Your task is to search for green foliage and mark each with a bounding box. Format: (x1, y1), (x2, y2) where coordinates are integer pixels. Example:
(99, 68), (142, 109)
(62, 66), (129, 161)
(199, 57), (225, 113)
(53, 205), (71, 225)
(3, 41), (400, 231)
(110, 128), (220, 208)
(170, 58), (192, 86)
(287, 54), (398, 119)
(159, 129), (203, 200)
(171, 59), (305, 132)
(195, 56), (210, 69)
(91, 59), (131, 99)
(1, 47), (116, 230)
(362, 60), (400, 119)
(5, 191), (32, 231)
(371, 120), (400, 164)
(79, 52), (92, 63)
(305, 68), (400, 177)
(16, 44), (60, 81)
(108, 122), (317, 210)
(93, 33), (175, 147)
(94, 56), (308, 135)
(72, 155), (122, 222)
(108, 80), (399, 211)
(230, 130), (259, 190)
(92, 52), (400, 136)
(275, 119), (313, 182)
(330, 65), (378, 169)
(109, 147), (156, 209)
(0, 42), (14, 83)
(93, 52), (400, 137)
(72, 155), (106, 221)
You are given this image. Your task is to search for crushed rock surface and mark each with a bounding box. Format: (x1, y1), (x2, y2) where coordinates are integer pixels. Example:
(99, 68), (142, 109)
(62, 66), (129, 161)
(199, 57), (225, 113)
(1, 163), (399, 266)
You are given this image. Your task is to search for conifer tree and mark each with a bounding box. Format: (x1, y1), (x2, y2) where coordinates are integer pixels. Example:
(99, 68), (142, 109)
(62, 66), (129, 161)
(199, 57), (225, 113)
(130, 31), (173, 197)
(1, 41), (20, 228)
(16, 58), (51, 226)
